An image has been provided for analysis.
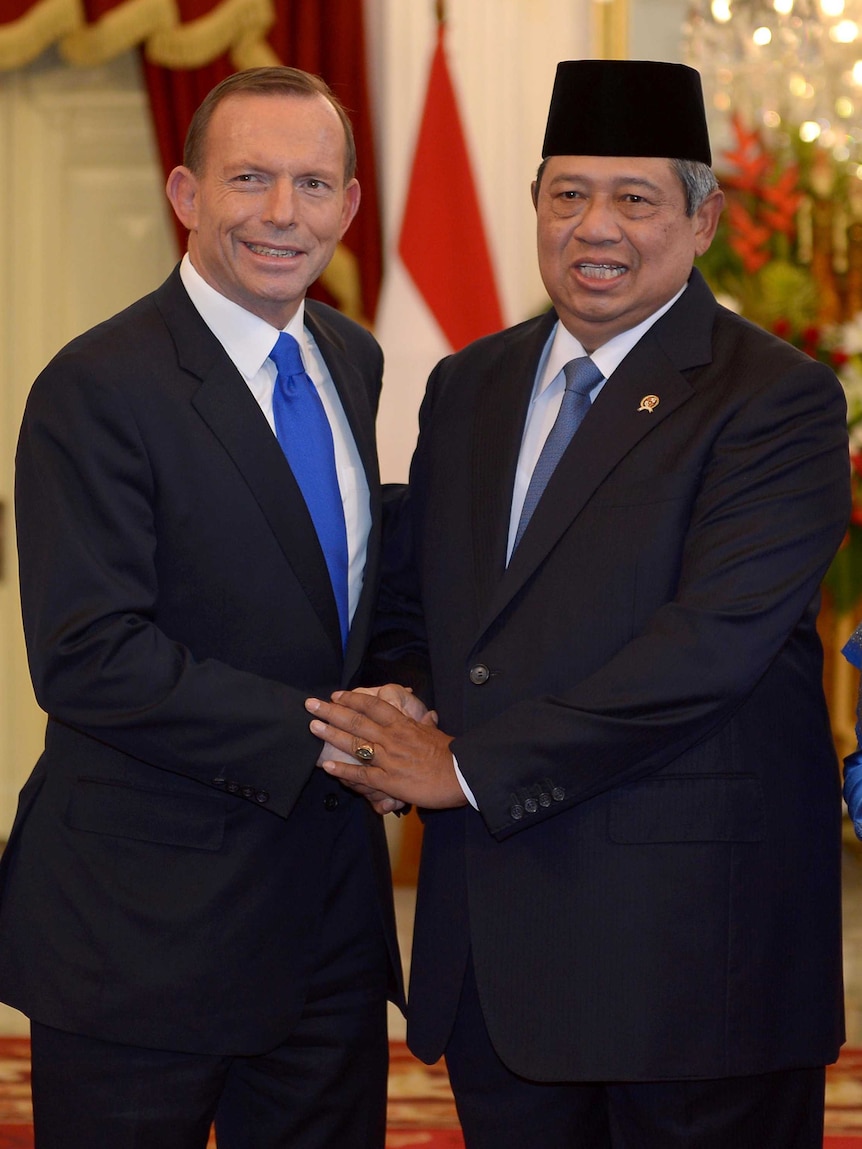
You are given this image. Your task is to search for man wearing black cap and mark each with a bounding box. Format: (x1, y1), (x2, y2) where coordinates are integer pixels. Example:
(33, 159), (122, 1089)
(308, 60), (850, 1147)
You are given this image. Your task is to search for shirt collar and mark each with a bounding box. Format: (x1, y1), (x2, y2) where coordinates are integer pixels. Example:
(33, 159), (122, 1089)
(537, 283), (687, 398)
(179, 254), (307, 381)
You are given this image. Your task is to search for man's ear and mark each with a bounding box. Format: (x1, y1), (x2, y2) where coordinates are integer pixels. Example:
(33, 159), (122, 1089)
(338, 178), (362, 238)
(166, 166), (199, 232)
(694, 188), (725, 257)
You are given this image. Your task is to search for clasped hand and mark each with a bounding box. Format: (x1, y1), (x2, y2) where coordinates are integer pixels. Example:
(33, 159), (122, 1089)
(306, 684), (466, 814)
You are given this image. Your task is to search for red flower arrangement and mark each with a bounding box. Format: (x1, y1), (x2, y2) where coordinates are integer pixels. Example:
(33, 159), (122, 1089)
(719, 115), (803, 275)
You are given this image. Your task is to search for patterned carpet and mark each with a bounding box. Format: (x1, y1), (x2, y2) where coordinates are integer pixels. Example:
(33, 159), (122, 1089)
(825, 1047), (862, 1145)
(0, 1037), (857, 1146)
(385, 1043), (463, 1148)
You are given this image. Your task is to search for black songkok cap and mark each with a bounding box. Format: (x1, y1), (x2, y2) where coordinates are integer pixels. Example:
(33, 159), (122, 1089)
(542, 60), (712, 166)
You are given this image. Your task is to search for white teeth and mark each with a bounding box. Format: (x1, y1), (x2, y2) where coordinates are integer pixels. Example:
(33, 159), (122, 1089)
(579, 264), (625, 279)
(248, 244), (298, 257)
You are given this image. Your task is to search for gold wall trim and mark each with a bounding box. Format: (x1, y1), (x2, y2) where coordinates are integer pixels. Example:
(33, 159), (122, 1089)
(0, 0), (276, 72)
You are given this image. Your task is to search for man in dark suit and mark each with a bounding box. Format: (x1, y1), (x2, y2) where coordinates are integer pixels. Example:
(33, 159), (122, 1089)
(0, 67), (402, 1149)
(308, 60), (850, 1147)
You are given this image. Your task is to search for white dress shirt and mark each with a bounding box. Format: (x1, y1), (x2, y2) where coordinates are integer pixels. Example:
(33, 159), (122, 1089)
(179, 255), (371, 628)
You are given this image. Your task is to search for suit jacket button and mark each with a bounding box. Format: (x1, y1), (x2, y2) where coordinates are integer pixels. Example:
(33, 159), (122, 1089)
(551, 787), (565, 801)
(241, 786), (255, 799)
(539, 792), (551, 807)
(212, 778), (225, 788)
(324, 793), (339, 811)
(255, 791), (269, 804)
(469, 664), (490, 685)
(510, 804), (524, 820)
(524, 797), (538, 814)
(225, 781), (239, 794)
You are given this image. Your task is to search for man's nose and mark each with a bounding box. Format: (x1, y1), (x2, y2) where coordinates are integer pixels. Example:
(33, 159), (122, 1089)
(263, 180), (297, 228)
(574, 197), (622, 241)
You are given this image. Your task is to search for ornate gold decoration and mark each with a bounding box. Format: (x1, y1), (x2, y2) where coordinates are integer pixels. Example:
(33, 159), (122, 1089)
(0, 0), (277, 71)
(0, 0), (80, 70)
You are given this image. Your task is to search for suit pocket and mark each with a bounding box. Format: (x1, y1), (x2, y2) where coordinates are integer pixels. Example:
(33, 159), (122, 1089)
(609, 775), (764, 843)
(66, 777), (226, 851)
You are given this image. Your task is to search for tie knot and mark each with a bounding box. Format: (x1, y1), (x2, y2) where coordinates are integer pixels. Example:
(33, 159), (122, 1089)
(563, 356), (603, 397)
(270, 331), (305, 379)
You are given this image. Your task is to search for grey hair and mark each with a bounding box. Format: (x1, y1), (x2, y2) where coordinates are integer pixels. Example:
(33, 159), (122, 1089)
(671, 159), (719, 216)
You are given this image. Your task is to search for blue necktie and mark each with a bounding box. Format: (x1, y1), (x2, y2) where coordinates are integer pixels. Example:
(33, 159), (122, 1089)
(270, 332), (349, 648)
(513, 356), (603, 550)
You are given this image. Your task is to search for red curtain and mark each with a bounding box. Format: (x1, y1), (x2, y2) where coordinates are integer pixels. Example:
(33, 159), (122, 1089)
(1, 1), (39, 16)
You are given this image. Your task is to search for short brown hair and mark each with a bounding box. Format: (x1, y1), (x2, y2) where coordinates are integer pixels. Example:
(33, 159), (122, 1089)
(183, 66), (357, 183)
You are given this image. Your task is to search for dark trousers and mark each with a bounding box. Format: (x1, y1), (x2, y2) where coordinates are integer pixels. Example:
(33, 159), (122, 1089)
(31, 997), (388, 1149)
(30, 807), (391, 1149)
(445, 958), (826, 1149)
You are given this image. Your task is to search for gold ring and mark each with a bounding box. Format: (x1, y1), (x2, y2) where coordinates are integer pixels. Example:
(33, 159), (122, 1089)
(354, 741), (375, 763)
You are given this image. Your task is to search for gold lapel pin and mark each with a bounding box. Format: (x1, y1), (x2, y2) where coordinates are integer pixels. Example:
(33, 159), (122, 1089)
(638, 395), (660, 413)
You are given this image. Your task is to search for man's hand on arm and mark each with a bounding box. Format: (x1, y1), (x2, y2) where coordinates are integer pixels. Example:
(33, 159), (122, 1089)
(305, 689), (467, 810)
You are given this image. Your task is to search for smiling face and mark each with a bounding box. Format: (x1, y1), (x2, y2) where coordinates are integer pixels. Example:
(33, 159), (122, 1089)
(166, 91), (360, 328)
(532, 155), (723, 352)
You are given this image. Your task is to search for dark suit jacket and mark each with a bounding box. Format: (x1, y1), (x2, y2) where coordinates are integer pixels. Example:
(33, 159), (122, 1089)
(0, 267), (403, 1055)
(402, 270), (849, 1081)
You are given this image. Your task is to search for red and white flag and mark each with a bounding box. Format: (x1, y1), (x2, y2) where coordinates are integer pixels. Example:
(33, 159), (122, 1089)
(397, 20), (504, 350)
(376, 18), (505, 480)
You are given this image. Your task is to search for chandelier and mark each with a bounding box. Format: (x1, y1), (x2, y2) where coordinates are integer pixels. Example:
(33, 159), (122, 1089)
(685, 0), (862, 166)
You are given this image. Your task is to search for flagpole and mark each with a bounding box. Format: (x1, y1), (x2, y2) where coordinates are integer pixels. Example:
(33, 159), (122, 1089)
(435, 0), (445, 25)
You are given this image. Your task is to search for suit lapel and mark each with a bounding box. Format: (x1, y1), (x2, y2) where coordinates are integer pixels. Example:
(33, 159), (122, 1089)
(471, 314), (555, 612)
(306, 305), (379, 483)
(154, 272), (344, 655)
(477, 273), (717, 635)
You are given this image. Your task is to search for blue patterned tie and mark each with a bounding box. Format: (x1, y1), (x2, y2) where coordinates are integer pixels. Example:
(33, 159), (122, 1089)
(270, 332), (349, 648)
(513, 356), (603, 550)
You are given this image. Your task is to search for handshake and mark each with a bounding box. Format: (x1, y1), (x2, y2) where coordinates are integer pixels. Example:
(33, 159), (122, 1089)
(305, 684), (467, 814)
